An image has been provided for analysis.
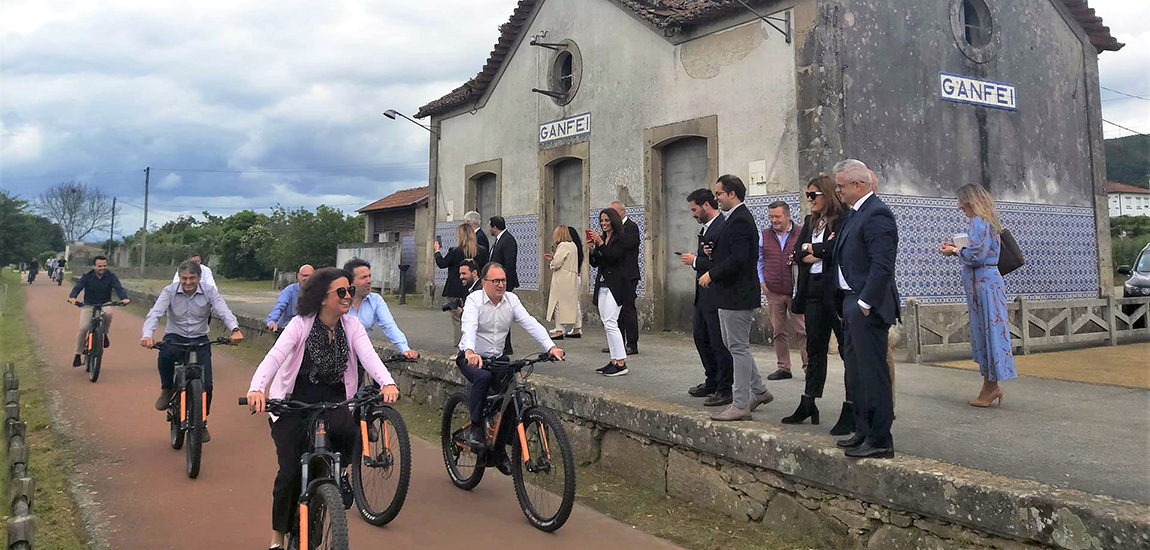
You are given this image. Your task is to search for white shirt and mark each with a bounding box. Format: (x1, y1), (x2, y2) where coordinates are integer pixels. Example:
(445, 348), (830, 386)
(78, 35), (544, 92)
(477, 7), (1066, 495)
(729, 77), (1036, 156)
(459, 289), (556, 357)
(692, 213), (721, 268)
(838, 192), (874, 310)
(173, 263), (216, 287)
(810, 225), (825, 275)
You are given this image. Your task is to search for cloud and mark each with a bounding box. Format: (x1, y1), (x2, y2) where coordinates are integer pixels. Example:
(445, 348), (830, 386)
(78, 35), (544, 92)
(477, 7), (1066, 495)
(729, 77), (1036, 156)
(157, 173), (181, 190)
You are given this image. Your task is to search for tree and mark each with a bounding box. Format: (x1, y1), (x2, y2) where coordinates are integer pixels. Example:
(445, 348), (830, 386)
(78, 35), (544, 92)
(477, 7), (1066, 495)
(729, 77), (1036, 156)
(266, 205), (362, 272)
(35, 181), (116, 242)
(0, 190), (67, 270)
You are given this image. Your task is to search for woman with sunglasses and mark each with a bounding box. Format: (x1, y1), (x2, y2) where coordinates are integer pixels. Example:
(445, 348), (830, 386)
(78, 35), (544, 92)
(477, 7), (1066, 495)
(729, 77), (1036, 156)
(246, 267), (400, 550)
(782, 176), (854, 433)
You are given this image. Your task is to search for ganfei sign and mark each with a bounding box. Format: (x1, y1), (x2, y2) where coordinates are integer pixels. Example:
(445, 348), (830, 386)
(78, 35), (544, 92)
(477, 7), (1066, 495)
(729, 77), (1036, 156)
(940, 73), (1017, 111)
(540, 112), (591, 144)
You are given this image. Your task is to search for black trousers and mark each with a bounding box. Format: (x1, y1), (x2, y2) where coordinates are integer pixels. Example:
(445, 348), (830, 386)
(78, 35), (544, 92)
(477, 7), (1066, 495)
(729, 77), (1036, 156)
(455, 352), (507, 424)
(803, 275), (844, 399)
(841, 293), (894, 448)
(619, 284), (639, 350)
(692, 306), (732, 394)
(269, 381), (356, 534)
(157, 334), (214, 414)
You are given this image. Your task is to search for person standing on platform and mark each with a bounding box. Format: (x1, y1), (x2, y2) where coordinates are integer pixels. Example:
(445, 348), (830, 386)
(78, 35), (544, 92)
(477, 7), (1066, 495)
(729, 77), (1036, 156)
(681, 188), (733, 407)
(610, 200), (641, 356)
(488, 216), (519, 354)
(758, 201), (808, 381)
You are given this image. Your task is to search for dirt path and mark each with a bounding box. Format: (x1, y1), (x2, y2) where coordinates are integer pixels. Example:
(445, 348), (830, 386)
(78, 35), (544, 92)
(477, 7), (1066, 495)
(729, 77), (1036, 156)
(24, 280), (682, 549)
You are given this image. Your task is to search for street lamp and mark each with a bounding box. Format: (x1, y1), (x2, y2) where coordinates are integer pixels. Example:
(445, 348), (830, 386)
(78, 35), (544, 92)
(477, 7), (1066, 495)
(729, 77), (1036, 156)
(383, 109), (438, 139)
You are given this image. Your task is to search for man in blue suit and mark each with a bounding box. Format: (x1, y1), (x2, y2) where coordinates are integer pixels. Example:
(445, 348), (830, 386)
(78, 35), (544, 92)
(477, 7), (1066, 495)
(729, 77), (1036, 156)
(830, 159), (900, 459)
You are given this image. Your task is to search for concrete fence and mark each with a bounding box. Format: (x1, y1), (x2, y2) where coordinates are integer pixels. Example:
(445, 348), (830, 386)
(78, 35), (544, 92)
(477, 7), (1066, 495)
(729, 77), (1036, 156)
(5, 363), (35, 549)
(336, 242), (413, 293)
(904, 295), (1150, 362)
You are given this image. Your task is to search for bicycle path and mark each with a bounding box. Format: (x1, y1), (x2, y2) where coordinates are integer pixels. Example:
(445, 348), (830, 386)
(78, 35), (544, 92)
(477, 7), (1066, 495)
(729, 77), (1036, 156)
(23, 280), (683, 549)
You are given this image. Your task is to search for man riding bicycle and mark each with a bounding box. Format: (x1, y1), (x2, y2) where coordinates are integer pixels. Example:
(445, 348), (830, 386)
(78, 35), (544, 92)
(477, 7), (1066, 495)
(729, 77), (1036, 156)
(265, 264), (314, 333)
(142, 260), (244, 442)
(342, 259), (420, 361)
(26, 258), (39, 284)
(67, 256), (130, 367)
(458, 262), (562, 449)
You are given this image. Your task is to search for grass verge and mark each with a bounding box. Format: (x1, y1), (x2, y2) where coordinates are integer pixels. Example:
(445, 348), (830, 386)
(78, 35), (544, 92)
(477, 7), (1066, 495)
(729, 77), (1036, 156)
(0, 271), (89, 550)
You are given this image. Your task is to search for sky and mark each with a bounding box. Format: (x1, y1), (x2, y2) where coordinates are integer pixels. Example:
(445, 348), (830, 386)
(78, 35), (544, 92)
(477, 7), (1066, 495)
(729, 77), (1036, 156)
(1, 0), (1147, 243)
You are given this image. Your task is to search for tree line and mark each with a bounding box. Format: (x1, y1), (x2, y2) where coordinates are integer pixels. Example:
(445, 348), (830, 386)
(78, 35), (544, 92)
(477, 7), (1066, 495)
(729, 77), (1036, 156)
(0, 191), (67, 269)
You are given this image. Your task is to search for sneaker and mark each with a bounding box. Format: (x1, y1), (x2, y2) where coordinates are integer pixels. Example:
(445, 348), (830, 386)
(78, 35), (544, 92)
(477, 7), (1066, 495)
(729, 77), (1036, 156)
(340, 473), (354, 509)
(766, 369), (792, 381)
(103, 334), (111, 348)
(73, 355), (83, 368)
(155, 388), (176, 411)
(595, 363), (611, 374)
(601, 364), (629, 377)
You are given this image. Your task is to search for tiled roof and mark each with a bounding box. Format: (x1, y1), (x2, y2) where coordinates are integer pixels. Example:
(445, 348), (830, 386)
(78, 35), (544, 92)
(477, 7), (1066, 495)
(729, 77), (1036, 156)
(1106, 182), (1150, 195)
(357, 186), (429, 213)
(415, 0), (1123, 119)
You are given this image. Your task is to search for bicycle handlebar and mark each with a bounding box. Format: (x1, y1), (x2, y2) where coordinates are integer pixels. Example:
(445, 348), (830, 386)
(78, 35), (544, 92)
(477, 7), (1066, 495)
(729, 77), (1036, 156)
(71, 301), (127, 308)
(151, 336), (236, 350)
(483, 352), (560, 371)
(382, 353), (417, 364)
(239, 387), (386, 414)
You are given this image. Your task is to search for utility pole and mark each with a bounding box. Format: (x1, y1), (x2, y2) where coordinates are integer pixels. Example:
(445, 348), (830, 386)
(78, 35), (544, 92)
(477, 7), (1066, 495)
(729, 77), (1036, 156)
(109, 197), (117, 259)
(142, 167), (150, 268)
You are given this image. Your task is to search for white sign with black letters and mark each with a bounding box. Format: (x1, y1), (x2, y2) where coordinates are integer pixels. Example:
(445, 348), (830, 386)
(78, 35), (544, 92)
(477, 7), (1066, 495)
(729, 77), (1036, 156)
(940, 73), (1017, 111)
(539, 112), (591, 144)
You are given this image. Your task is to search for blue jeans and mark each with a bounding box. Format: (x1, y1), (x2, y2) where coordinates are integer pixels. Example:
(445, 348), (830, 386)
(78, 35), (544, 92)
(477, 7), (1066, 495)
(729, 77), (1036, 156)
(158, 334), (214, 413)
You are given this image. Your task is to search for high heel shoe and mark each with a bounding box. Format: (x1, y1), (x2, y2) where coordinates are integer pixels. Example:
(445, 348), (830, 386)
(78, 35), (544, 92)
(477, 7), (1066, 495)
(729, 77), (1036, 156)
(829, 402), (854, 435)
(968, 388), (1003, 408)
(781, 395), (820, 425)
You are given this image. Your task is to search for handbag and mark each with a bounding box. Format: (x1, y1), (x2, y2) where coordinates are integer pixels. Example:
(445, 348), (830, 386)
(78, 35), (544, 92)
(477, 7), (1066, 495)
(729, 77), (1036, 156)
(998, 228), (1025, 276)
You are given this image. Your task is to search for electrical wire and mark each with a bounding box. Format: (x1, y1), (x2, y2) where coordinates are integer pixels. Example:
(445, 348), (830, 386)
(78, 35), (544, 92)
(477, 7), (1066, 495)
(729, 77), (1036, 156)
(1103, 119), (1147, 136)
(1101, 86), (1150, 103)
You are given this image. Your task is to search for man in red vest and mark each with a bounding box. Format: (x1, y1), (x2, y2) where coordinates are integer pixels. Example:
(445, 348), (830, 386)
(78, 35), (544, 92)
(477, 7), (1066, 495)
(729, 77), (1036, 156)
(758, 201), (807, 380)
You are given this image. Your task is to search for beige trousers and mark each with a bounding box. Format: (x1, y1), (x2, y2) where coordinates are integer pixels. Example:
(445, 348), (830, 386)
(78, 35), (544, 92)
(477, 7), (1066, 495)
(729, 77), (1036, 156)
(76, 307), (114, 354)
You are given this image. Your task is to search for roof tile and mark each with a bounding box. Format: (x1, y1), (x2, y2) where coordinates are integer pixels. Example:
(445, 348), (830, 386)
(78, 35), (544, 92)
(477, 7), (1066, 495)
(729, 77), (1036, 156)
(357, 186), (429, 213)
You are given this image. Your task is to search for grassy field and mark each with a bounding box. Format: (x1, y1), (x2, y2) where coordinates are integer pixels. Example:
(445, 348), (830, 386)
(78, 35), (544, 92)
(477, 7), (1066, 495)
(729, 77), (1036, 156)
(0, 271), (89, 550)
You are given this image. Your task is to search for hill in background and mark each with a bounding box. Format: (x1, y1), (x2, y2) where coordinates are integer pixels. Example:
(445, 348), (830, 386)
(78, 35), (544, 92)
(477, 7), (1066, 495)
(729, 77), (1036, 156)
(1106, 135), (1150, 189)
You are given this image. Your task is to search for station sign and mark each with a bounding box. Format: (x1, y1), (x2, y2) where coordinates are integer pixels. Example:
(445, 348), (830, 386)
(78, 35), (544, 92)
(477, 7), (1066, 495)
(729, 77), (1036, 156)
(940, 73), (1017, 111)
(540, 112), (591, 144)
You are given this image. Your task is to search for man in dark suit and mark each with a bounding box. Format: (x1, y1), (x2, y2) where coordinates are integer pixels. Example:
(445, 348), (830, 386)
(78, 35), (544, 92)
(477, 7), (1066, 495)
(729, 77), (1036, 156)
(488, 215), (519, 353)
(699, 175), (775, 421)
(465, 210), (489, 267)
(681, 189), (733, 407)
(830, 159), (900, 459)
(608, 201), (641, 355)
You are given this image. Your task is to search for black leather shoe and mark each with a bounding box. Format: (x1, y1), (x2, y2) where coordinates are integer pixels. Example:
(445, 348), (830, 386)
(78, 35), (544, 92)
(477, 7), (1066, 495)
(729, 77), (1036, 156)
(103, 334), (111, 348)
(601, 347), (610, 353)
(625, 347), (639, 356)
(688, 383), (714, 398)
(844, 442), (894, 459)
(836, 433), (866, 449)
(495, 454), (513, 476)
(73, 355), (83, 368)
(766, 369), (792, 381)
(465, 424), (486, 450)
(703, 391), (733, 407)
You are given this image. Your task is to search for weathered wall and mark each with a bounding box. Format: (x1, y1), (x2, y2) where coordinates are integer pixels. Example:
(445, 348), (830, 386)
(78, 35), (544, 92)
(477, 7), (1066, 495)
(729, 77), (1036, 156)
(336, 243), (402, 292)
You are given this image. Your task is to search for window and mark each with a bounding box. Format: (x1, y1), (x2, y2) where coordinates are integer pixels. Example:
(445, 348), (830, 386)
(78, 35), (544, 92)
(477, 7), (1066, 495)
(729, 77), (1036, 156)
(962, 0), (992, 48)
(555, 51), (574, 95)
(546, 40), (582, 106)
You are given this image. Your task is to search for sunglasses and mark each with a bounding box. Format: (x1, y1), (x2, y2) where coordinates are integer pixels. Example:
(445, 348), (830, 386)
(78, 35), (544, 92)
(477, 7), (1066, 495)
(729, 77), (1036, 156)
(806, 191), (824, 200)
(328, 286), (357, 299)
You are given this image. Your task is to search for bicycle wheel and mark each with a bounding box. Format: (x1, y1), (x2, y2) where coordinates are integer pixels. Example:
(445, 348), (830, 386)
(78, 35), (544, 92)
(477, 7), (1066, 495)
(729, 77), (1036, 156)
(511, 406), (576, 532)
(440, 393), (484, 490)
(185, 379), (203, 479)
(303, 483), (349, 550)
(169, 402), (184, 450)
(87, 324), (103, 383)
(352, 406), (410, 526)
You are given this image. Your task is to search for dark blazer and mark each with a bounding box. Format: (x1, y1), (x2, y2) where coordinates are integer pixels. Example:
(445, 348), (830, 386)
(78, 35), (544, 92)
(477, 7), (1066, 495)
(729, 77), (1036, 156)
(436, 245), (489, 298)
(489, 230), (519, 291)
(831, 195), (901, 325)
(475, 228), (490, 265)
(707, 203), (761, 311)
(692, 214), (726, 311)
(589, 232), (638, 307)
(618, 218), (642, 282)
(791, 213), (848, 314)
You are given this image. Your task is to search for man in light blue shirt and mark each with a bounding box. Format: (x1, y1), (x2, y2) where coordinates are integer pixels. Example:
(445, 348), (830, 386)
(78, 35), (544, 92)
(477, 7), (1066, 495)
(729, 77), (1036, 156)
(265, 264), (314, 332)
(343, 259), (420, 360)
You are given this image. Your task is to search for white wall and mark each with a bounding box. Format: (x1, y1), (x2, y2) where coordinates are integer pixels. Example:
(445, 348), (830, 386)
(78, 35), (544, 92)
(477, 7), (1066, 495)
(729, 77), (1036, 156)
(1109, 193), (1150, 218)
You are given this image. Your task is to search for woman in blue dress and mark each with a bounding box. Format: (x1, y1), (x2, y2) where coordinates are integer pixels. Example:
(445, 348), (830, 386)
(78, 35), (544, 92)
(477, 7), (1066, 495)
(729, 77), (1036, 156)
(940, 184), (1016, 407)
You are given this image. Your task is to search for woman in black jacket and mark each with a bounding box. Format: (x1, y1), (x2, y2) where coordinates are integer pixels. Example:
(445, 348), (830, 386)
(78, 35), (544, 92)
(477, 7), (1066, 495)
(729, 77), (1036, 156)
(782, 176), (853, 433)
(588, 208), (633, 377)
(435, 223), (487, 298)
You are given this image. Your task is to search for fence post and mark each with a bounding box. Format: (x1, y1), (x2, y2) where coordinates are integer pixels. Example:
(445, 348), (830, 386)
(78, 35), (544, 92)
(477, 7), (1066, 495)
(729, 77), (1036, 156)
(5, 362), (35, 550)
(1018, 296), (1031, 356)
(1106, 294), (1118, 346)
(904, 298), (921, 364)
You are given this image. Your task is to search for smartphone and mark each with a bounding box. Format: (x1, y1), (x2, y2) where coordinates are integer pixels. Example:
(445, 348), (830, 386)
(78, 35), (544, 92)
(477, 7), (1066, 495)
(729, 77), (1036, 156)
(673, 251), (683, 256)
(585, 229), (595, 241)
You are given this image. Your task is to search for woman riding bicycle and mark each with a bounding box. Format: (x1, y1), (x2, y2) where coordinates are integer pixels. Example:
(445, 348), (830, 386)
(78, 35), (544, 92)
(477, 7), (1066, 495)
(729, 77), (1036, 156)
(246, 267), (400, 550)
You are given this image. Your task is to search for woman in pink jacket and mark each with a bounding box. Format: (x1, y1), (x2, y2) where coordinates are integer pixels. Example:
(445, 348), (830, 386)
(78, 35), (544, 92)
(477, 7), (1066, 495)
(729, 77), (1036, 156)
(246, 267), (399, 550)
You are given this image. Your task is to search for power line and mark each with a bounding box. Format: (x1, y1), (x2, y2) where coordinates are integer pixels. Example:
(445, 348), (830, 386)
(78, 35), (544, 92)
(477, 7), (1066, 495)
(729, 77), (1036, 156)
(1101, 86), (1150, 103)
(151, 162), (427, 174)
(1103, 119), (1147, 136)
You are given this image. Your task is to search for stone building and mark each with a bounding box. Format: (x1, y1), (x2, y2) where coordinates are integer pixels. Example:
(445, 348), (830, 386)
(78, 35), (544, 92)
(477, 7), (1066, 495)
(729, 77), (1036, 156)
(414, 0), (1123, 332)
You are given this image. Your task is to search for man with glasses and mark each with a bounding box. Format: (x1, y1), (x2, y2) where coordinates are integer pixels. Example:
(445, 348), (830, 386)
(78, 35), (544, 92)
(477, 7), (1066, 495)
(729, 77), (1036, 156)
(141, 260), (244, 442)
(457, 262), (564, 449)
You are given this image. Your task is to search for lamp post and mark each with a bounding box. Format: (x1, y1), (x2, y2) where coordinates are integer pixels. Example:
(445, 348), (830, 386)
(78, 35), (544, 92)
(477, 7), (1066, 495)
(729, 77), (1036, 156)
(383, 109), (438, 138)
(384, 109), (441, 306)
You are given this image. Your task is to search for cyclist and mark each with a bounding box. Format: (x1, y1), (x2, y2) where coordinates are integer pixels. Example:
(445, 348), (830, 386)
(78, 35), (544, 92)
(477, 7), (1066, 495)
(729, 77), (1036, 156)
(265, 264), (314, 333)
(142, 260), (243, 442)
(458, 262), (563, 449)
(27, 257), (39, 284)
(171, 253), (216, 287)
(47, 258), (57, 279)
(56, 256), (67, 278)
(342, 258), (419, 361)
(245, 267), (399, 550)
(67, 256), (130, 367)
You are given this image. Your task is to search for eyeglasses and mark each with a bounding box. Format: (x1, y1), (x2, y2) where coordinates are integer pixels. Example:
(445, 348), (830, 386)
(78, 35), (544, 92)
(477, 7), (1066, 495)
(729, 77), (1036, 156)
(484, 278), (508, 286)
(834, 180), (866, 190)
(327, 286), (357, 299)
(806, 191), (824, 200)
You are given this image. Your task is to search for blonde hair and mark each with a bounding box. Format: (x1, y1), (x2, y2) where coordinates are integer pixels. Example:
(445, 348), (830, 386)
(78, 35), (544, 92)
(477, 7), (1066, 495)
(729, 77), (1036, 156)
(454, 223), (478, 259)
(955, 184), (1002, 234)
(553, 225), (572, 245)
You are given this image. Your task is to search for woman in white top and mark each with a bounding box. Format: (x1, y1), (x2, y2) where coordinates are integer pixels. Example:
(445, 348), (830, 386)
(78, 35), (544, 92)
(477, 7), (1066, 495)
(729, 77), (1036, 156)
(545, 225), (582, 339)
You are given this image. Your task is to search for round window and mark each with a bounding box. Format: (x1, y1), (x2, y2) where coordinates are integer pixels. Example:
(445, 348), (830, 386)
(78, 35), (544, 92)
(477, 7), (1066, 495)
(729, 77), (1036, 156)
(548, 40), (582, 105)
(950, 0), (998, 63)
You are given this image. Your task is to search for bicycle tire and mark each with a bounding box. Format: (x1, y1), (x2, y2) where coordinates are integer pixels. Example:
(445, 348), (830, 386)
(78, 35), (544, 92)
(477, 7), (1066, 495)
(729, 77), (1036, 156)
(511, 406), (576, 532)
(185, 379), (203, 479)
(308, 483), (350, 550)
(169, 403), (184, 450)
(352, 405), (410, 526)
(87, 324), (103, 383)
(440, 393), (485, 490)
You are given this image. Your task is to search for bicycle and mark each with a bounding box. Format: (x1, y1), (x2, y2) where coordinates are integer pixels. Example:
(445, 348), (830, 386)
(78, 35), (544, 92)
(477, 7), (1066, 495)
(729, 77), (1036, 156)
(153, 336), (234, 479)
(441, 352), (576, 532)
(350, 352), (413, 526)
(71, 301), (127, 383)
(239, 387), (400, 550)
(54, 267), (65, 286)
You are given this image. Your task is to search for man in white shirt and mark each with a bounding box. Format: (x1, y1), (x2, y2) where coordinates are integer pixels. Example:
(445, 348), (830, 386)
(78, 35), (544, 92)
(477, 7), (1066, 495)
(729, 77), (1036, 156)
(172, 254), (216, 287)
(458, 262), (564, 448)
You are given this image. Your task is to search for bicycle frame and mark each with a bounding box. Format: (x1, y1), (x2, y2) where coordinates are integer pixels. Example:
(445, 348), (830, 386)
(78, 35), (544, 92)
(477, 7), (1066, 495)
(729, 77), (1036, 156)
(297, 413), (342, 548)
(460, 355), (556, 466)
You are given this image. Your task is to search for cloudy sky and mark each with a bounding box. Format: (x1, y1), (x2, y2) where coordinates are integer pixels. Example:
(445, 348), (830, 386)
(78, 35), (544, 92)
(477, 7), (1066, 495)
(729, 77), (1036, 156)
(1, 0), (1147, 242)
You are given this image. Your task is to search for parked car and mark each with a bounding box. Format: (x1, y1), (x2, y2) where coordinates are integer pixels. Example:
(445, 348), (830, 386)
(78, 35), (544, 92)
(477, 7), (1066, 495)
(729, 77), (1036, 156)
(1118, 243), (1150, 297)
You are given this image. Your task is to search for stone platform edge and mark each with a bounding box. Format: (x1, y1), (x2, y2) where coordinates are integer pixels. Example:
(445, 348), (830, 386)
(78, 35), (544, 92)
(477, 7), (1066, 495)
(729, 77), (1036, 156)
(120, 286), (1149, 550)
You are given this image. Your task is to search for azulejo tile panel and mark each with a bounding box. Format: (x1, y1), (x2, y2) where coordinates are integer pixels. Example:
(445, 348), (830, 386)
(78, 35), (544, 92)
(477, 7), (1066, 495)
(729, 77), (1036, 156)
(588, 207), (647, 295)
(433, 221), (458, 291)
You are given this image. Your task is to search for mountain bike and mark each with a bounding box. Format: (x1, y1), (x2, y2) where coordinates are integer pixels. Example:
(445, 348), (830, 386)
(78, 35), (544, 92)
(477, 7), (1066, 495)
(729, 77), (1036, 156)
(350, 353), (413, 526)
(240, 387), (401, 550)
(441, 352), (576, 532)
(153, 336), (234, 479)
(71, 301), (126, 383)
(54, 267), (65, 286)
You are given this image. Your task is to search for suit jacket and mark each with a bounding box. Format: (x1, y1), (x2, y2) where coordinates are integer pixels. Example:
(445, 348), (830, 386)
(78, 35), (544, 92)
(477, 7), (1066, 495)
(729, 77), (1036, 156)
(489, 231), (519, 291)
(707, 203), (761, 310)
(618, 218), (642, 282)
(791, 213), (848, 314)
(590, 232), (638, 307)
(831, 195), (901, 325)
(475, 228), (490, 266)
(436, 245), (489, 298)
(692, 214), (726, 311)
